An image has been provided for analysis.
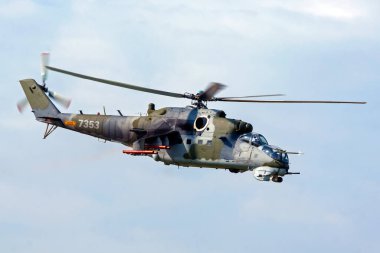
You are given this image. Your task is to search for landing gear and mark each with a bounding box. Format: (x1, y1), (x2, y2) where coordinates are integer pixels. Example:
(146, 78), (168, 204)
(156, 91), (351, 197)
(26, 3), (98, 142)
(229, 169), (240, 173)
(271, 176), (283, 183)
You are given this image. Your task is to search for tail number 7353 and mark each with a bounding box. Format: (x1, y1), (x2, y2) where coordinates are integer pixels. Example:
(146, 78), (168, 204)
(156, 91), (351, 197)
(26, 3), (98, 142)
(78, 119), (100, 129)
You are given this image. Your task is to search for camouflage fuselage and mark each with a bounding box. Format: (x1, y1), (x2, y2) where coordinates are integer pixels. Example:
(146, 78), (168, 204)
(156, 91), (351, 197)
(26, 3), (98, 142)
(48, 105), (287, 172)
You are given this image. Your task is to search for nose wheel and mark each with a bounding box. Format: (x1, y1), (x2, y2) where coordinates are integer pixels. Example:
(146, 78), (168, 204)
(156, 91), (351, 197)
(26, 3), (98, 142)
(272, 176), (283, 183)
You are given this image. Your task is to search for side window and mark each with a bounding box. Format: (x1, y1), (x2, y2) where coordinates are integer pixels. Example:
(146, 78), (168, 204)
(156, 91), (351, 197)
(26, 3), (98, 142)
(240, 134), (251, 143)
(197, 139), (203, 145)
(186, 139), (192, 145)
(207, 140), (212, 146)
(243, 137), (249, 143)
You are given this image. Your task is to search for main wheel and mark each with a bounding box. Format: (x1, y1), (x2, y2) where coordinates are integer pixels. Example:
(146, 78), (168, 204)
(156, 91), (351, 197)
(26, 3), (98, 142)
(229, 169), (240, 173)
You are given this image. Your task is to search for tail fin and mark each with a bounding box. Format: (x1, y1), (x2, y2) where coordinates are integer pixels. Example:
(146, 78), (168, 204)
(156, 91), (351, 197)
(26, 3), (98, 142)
(19, 79), (60, 118)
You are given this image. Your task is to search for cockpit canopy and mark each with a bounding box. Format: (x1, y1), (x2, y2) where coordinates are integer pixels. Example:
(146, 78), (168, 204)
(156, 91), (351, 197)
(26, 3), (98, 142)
(260, 145), (289, 164)
(239, 132), (268, 147)
(239, 133), (289, 164)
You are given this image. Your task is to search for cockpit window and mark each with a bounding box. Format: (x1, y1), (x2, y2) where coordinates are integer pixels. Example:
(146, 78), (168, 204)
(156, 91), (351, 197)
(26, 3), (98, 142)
(239, 133), (269, 147)
(252, 134), (268, 146)
(260, 145), (289, 164)
(281, 152), (289, 163)
(258, 135), (268, 145)
(240, 134), (251, 143)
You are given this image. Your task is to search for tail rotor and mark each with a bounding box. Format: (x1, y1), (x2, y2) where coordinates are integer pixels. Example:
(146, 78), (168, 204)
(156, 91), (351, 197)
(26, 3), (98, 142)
(17, 52), (71, 113)
(17, 97), (28, 113)
(48, 90), (71, 108)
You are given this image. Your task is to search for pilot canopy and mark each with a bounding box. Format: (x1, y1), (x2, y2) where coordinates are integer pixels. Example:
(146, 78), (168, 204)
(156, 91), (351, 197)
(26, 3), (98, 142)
(239, 132), (268, 147)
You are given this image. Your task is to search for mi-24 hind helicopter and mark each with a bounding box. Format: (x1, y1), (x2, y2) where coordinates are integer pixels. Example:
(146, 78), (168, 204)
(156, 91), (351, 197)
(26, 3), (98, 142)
(17, 53), (366, 183)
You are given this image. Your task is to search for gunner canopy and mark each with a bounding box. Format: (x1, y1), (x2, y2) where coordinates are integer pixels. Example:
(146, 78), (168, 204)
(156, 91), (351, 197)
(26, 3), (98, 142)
(260, 145), (289, 164)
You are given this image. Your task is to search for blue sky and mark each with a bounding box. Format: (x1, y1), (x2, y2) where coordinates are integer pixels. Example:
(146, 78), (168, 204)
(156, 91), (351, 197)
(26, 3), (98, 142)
(0, 0), (379, 252)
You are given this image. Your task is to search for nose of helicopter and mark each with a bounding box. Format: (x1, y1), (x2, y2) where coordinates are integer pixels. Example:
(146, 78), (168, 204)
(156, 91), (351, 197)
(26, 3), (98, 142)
(260, 145), (289, 168)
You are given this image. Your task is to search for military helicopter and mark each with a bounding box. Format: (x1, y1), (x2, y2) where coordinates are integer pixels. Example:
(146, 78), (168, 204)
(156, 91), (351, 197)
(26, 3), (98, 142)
(17, 53), (366, 183)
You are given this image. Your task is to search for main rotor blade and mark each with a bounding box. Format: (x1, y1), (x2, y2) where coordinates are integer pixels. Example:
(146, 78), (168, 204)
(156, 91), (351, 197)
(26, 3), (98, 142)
(216, 94), (285, 100)
(199, 82), (226, 101)
(46, 66), (185, 98)
(217, 99), (366, 104)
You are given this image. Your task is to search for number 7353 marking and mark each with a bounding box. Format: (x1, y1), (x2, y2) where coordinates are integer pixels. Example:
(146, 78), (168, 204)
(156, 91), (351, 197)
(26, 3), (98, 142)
(78, 119), (100, 129)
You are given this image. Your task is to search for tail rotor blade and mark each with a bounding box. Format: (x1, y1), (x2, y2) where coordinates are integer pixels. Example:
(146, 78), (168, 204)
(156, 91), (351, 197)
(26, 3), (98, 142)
(41, 52), (50, 84)
(17, 97), (29, 113)
(48, 91), (71, 108)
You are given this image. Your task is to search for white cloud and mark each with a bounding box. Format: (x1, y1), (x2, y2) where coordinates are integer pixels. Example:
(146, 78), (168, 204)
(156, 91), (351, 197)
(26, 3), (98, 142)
(239, 185), (351, 226)
(0, 0), (38, 18)
(0, 182), (99, 224)
(261, 0), (366, 20)
(305, 2), (362, 20)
